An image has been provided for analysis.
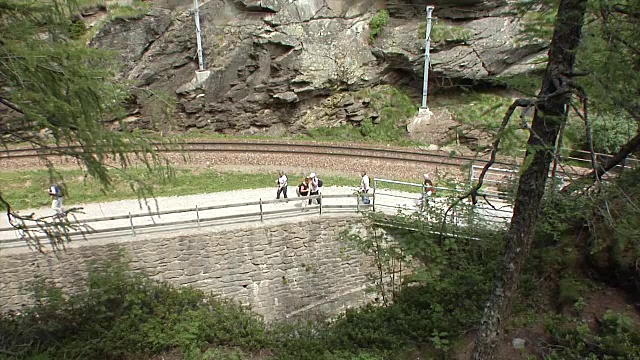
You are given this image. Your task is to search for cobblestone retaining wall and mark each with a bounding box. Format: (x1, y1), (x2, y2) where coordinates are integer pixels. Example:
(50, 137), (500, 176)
(0, 218), (376, 321)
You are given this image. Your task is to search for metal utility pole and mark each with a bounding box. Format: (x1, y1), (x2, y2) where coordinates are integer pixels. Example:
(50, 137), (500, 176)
(194, 0), (205, 71)
(421, 6), (435, 110)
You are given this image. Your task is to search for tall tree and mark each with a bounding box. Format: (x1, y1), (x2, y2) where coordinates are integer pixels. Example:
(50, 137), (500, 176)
(471, 0), (588, 358)
(0, 0), (173, 249)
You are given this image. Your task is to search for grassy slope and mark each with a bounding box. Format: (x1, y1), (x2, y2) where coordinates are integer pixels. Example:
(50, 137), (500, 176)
(0, 169), (359, 210)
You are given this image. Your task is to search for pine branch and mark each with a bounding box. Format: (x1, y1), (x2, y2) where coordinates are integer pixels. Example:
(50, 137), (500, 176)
(0, 97), (24, 113)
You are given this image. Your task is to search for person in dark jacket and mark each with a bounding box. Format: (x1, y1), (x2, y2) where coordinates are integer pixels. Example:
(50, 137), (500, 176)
(297, 177), (310, 209)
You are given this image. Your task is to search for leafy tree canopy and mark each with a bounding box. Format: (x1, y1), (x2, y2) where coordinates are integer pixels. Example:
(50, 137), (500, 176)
(508, 0), (640, 154)
(0, 0), (175, 248)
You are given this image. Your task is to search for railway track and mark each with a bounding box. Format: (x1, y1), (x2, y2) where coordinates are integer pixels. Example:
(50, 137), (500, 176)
(0, 140), (516, 170)
(2, 140), (621, 184)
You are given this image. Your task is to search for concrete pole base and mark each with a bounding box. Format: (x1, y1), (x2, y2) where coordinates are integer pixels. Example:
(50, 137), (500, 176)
(407, 107), (434, 133)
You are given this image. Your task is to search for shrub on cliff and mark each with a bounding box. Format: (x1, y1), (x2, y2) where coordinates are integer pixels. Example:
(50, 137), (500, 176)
(369, 10), (389, 43)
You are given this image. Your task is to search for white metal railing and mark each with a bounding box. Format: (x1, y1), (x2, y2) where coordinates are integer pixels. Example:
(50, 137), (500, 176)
(371, 178), (514, 226)
(0, 193), (371, 249)
(1, 182), (517, 250)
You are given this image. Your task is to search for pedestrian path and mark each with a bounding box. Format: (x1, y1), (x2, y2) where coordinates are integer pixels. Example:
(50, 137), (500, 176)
(0, 186), (514, 249)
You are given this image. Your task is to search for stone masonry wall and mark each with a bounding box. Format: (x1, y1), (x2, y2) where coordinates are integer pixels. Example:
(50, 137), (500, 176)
(0, 218), (376, 321)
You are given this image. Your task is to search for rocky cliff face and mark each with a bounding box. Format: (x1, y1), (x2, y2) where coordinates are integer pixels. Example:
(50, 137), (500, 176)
(89, 0), (547, 135)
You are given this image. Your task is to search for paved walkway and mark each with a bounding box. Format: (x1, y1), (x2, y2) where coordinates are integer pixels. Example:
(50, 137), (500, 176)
(0, 186), (514, 250)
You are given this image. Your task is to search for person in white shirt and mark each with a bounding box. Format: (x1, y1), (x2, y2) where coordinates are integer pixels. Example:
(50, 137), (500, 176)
(360, 171), (370, 193)
(309, 172), (321, 205)
(48, 184), (64, 215)
(276, 171), (288, 200)
(359, 171), (371, 204)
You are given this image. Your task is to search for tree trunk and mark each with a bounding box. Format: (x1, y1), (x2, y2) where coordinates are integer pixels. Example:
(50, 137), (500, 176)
(471, 0), (588, 358)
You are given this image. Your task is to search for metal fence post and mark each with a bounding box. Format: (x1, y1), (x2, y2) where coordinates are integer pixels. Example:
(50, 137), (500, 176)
(469, 164), (474, 188)
(420, 182), (426, 212)
(259, 198), (263, 223)
(319, 194), (323, 215)
(372, 179), (377, 212)
(356, 192), (360, 213)
(196, 205), (200, 227)
(129, 212), (135, 235)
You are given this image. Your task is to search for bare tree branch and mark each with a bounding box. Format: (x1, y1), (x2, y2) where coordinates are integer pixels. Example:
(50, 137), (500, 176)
(573, 107), (640, 182)
(438, 97), (536, 238)
(0, 97), (24, 114)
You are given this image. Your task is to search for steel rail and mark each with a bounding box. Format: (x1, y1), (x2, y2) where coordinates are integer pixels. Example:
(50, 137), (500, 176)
(0, 140), (516, 168)
(2, 141), (629, 179)
(2, 141), (636, 167)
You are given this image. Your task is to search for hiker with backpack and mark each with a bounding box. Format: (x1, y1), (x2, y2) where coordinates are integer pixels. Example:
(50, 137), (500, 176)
(48, 183), (64, 215)
(309, 172), (323, 205)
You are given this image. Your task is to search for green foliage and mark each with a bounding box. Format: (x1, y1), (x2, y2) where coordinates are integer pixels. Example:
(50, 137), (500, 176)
(530, 167), (640, 295)
(564, 112), (638, 154)
(492, 73), (544, 97)
(108, 2), (149, 20)
(307, 86), (418, 145)
(310, 205), (506, 358)
(183, 346), (249, 360)
(517, 0), (557, 45)
(68, 19), (87, 39)
(418, 23), (473, 43)
(447, 92), (529, 155)
(557, 277), (588, 309)
(0, 0), (175, 245)
(535, 191), (592, 245)
(575, 0), (640, 115)
(545, 311), (640, 359)
(369, 10), (389, 43)
(570, 0), (639, 154)
(0, 254), (267, 359)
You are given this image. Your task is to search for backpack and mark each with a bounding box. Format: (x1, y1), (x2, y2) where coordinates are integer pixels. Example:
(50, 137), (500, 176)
(317, 178), (323, 187)
(49, 184), (64, 197)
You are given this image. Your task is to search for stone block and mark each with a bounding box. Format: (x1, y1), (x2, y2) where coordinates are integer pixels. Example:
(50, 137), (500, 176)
(264, 246), (283, 256)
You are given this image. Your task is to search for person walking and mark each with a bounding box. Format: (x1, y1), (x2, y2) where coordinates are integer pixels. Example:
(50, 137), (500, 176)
(297, 177), (310, 209)
(48, 183), (64, 215)
(422, 173), (435, 211)
(276, 171), (288, 201)
(359, 171), (371, 204)
(309, 172), (321, 205)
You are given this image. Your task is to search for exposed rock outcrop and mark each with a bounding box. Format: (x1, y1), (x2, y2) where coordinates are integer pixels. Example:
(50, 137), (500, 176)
(88, 0), (548, 135)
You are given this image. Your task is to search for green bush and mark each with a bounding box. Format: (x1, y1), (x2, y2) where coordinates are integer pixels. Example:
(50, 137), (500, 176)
(564, 111), (638, 154)
(279, 210), (507, 359)
(0, 254), (267, 359)
(369, 10), (389, 43)
(418, 23), (472, 43)
(545, 311), (640, 359)
(68, 19), (87, 40)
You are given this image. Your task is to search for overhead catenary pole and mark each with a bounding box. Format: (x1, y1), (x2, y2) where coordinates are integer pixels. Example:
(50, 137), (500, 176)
(194, 0), (205, 71)
(421, 6), (435, 110)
